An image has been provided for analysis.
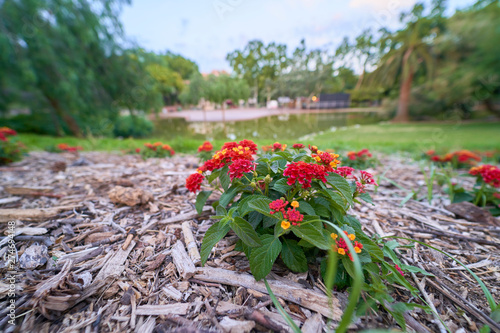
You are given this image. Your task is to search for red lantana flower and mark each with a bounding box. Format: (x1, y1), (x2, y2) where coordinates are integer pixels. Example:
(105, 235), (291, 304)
(292, 143), (305, 149)
(283, 161), (328, 188)
(334, 166), (355, 178)
(198, 141), (213, 152)
(228, 159), (255, 180)
(0, 127), (17, 136)
(186, 173), (205, 193)
(469, 165), (500, 188)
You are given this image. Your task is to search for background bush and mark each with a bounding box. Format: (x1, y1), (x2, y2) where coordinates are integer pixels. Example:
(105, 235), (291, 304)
(113, 115), (154, 138)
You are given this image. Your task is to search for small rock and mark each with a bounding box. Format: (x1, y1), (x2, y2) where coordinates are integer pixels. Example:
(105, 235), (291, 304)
(70, 158), (91, 166)
(219, 317), (255, 333)
(108, 186), (153, 206)
(19, 243), (49, 269)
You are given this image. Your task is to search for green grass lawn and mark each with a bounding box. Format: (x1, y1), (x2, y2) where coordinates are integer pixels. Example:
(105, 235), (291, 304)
(17, 121), (500, 155)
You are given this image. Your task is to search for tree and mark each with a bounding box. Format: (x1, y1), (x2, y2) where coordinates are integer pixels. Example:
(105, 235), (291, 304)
(367, 2), (443, 122)
(0, 0), (162, 137)
(430, 0), (500, 117)
(226, 40), (288, 103)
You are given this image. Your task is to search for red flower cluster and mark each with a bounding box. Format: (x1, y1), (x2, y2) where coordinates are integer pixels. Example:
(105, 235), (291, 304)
(292, 143), (305, 149)
(188, 140), (258, 192)
(57, 143), (83, 152)
(312, 150), (340, 171)
(198, 141), (213, 152)
(333, 166), (355, 178)
(269, 199), (289, 213)
(308, 145), (319, 154)
(469, 165), (500, 188)
(283, 161), (328, 188)
(228, 159), (256, 180)
(261, 142), (287, 152)
(331, 231), (363, 261)
(269, 200), (303, 226)
(429, 150), (481, 165)
(347, 149), (372, 161)
(143, 142), (175, 155)
(354, 170), (378, 194)
(186, 173), (205, 193)
(0, 127), (17, 141)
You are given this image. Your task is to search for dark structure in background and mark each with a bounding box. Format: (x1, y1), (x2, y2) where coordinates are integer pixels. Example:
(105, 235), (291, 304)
(307, 93), (351, 109)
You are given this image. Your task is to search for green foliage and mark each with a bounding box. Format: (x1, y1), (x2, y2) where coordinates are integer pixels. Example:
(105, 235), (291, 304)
(113, 116), (153, 138)
(1, 112), (70, 136)
(0, 129), (26, 165)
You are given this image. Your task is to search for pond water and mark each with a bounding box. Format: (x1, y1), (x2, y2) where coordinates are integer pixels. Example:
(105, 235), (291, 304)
(152, 111), (387, 141)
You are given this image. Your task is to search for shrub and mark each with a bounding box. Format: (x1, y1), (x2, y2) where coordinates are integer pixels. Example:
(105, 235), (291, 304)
(1, 113), (70, 136)
(0, 127), (27, 165)
(113, 115), (154, 138)
(342, 148), (377, 169)
(138, 142), (175, 159)
(426, 149), (481, 168)
(197, 141), (213, 163)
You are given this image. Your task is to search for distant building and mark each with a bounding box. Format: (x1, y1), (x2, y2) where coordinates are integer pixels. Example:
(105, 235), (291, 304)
(311, 93), (351, 109)
(201, 70), (229, 77)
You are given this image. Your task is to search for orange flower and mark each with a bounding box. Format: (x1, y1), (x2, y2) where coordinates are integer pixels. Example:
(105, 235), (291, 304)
(291, 201), (299, 208)
(281, 220), (290, 230)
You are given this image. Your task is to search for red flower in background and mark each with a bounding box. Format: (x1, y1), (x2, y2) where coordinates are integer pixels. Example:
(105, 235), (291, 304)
(0, 127), (17, 137)
(469, 165), (500, 188)
(186, 173), (205, 193)
(198, 141), (213, 152)
(293, 143), (305, 149)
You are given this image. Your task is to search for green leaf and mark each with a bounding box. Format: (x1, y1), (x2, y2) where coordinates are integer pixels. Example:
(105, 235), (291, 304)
(326, 173), (354, 207)
(272, 178), (292, 194)
(270, 160), (280, 173)
(195, 190), (212, 214)
(263, 215), (280, 228)
(231, 217), (262, 247)
(292, 223), (330, 250)
(219, 165), (230, 191)
(238, 194), (269, 217)
(200, 222), (231, 265)
(248, 211), (263, 228)
(206, 169), (221, 183)
(281, 238), (308, 272)
(358, 192), (373, 205)
(219, 185), (243, 208)
(249, 234), (282, 280)
(248, 197), (275, 218)
(297, 200), (315, 216)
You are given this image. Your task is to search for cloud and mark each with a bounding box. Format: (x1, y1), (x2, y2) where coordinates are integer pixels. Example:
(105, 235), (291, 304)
(348, 0), (415, 11)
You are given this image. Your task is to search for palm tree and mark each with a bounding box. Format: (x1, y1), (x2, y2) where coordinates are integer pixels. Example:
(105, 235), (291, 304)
(368, 3), (442, 122)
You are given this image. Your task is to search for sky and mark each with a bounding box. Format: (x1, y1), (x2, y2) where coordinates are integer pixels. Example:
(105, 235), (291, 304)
(120, 0), (476, 73)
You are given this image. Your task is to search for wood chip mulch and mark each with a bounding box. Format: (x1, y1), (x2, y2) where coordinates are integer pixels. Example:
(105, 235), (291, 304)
(0, 151), (499, 333)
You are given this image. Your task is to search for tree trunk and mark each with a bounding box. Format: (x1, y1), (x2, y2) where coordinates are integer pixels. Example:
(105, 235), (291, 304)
(48, 108), (64, 136)
(393, 48), (414, 123)
(355, 70), (365, 90)
(46, 96), (83, 137)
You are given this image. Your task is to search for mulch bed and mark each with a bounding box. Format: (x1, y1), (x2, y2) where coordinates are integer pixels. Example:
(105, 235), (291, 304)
(0, 151), (499, 333)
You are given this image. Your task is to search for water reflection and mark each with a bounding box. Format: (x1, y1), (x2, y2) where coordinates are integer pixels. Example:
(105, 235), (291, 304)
(152, 112), (385, 141)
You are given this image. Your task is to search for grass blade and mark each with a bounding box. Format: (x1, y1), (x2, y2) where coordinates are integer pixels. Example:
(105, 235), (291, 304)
(263, 278), (302, 333)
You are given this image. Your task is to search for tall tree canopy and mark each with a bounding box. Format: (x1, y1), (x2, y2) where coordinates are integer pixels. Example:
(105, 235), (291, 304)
(0, 0), (162, 136)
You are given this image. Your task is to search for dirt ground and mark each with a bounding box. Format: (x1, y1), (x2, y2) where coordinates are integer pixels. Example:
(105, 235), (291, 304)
(0, 151), (499, 333)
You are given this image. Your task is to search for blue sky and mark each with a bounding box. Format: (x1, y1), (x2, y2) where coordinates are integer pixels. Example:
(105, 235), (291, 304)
(120, 0), (476, 73)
